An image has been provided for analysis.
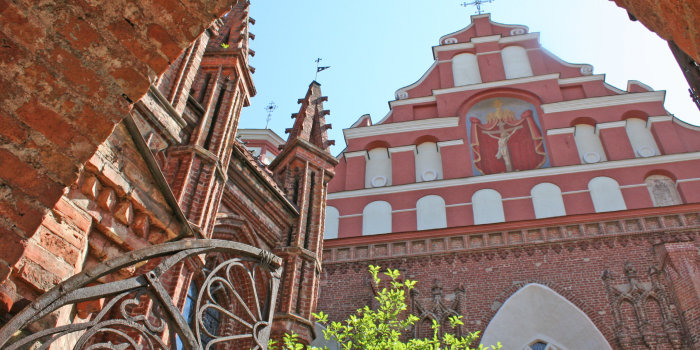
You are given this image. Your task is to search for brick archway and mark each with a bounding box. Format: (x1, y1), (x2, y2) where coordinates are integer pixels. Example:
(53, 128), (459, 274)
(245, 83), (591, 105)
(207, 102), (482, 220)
(0, 0), (239, 279)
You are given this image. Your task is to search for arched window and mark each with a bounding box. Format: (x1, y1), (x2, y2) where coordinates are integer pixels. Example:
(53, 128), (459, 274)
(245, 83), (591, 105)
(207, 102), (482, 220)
(363, 201), (392, 235)
(415, 142), (443, 182)
(588, 177), (626, 212)
(625, 118), (660, 158)
(645, 175), (682, 207)
(365, 148), (392, 188)
(324, 206), (340, 239)
(472, 189), (505, 225)
(416, 195), (447, 230)
(501, 46), (533, 79)
(177, 282), (220, 349)
(530, 183), (566, 218)
(452, 53), (482, 86)
(574, 124), (607, 164)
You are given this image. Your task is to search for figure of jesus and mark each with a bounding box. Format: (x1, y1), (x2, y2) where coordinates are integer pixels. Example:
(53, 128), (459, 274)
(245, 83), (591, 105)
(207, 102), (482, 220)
(483, 121), (522, 172)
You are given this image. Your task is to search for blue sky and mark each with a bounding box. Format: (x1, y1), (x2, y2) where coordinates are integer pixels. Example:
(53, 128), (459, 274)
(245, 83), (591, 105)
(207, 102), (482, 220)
(239, 0), (700, 155)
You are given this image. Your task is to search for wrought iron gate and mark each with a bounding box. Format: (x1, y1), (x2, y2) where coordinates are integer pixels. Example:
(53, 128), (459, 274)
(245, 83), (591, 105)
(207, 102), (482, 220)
(0, 239), (282, 350)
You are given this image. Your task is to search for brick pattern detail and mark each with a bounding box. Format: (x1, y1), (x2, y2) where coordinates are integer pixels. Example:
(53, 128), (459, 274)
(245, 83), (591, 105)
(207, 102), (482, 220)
(319, 208), (700, 349)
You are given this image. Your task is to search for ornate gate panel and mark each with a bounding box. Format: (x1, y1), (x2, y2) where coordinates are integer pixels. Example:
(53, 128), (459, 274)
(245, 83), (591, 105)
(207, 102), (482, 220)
(0, 240), (282, 350)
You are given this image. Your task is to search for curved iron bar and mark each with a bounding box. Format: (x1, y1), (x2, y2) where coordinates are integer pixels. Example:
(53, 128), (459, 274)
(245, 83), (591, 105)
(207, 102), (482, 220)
(0, 239), (282, 350)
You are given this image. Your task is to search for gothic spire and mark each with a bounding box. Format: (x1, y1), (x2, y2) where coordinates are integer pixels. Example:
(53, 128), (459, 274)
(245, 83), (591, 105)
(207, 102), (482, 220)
(283, 81), (334, 152)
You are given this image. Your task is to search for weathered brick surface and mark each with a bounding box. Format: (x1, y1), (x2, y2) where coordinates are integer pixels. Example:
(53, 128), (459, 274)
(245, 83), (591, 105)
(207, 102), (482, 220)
(0, 0), (237, 284)
(319, 210), (700, 349)
(612, 0), (700, 62)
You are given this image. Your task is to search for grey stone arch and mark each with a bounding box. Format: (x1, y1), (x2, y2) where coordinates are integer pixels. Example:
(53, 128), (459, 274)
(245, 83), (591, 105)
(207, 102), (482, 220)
(481, 282), (612, 350)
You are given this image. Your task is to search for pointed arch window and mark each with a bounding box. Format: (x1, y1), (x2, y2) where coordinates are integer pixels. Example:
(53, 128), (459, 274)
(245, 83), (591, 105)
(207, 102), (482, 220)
(531, 183), (566, 219)
(415, 142), (443, 182)
(645, 175), (682, 207)
(365, 148), (392, 188)
(588, 177), (626, 212)
(472, 189), (505, 225)
(416, 195), (447, 230)
(452, 53), (482, 86)
(324, 206), (340, 239)
(501, 46), (533, 79)
(363, 201), (392, 235)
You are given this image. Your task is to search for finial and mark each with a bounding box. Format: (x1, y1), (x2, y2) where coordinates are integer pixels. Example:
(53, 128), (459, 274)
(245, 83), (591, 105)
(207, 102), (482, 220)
(460, 0), (493, 15)
(315, 57), (331, 80)
(264, 101), (277, 129)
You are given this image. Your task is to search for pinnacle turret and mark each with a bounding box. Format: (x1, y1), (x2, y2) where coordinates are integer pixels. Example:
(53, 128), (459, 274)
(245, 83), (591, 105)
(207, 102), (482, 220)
(283, 81), (334, 152)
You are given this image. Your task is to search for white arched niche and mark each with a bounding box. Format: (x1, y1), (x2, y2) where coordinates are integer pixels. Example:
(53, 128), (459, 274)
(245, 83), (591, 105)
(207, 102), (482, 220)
(481, 284), (612, 350)
(416, 195), (447, 230)
(574, 124), (607, 164)
(365, 148), (392, 188)
(530, 183), (566, 219)
(362, 201), (392, 235)
(415, 142), (443, 182)
(588, 177), (626, 212)
(452, 53), (482, 86)
(324, 206), (339, 240)
(625, 118), (660, 158)
(501, 46), (533, 79)
(645, 175), (682, 207)
(472, 189), (505, 225)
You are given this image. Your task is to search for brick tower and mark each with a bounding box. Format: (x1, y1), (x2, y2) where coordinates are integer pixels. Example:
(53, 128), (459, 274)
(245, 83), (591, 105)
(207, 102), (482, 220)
(269, 81), (338, 343)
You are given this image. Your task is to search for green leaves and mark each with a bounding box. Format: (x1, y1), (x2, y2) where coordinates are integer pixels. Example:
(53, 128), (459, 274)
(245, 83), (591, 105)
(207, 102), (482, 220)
(274, 266), (501, 350)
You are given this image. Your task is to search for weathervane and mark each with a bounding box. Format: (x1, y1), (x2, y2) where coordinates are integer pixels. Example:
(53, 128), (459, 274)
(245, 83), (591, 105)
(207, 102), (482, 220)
(460, 0), (494, 15)
(315, 57), (330, 80)
(264, 101), (277, 129)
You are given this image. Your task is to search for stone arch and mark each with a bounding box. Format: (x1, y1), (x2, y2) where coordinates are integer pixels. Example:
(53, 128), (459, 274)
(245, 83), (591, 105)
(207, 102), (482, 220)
(324, 206), (340, 239)
(362, 201), (392, 235)
(416, 195), (447, 230)
(481, 284), (611, 350)
(588, 177), (626, 212)
(501, 46), (533, 79)
(452, 52), (482, 86)
(471, 189), (504, 225)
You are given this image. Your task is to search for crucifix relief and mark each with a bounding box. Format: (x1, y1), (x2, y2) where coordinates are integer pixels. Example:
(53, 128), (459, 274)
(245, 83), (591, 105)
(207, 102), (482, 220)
(482, 121), (522, 172)
(468, 98), (547, 175)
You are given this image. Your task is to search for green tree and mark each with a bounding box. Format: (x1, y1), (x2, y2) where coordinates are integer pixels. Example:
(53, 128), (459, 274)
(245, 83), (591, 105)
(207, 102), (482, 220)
(270, 265), (501, 350)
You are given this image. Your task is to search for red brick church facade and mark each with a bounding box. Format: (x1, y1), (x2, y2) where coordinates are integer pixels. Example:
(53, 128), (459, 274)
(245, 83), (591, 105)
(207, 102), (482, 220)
(318, 14), (700, 350)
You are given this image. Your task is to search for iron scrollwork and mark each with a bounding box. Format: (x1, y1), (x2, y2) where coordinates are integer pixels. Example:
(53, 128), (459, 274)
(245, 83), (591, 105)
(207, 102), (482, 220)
(0, 240), (282, 350)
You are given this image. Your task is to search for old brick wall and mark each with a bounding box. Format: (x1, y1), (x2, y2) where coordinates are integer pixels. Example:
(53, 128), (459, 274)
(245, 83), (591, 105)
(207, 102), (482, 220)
(0, 0), (238, 294)
(612, 0), (700, 62)
(319, 210), (700, 349)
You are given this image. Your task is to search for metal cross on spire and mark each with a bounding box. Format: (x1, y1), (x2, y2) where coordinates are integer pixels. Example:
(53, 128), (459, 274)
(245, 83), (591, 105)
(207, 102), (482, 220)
(460, 0), (494, 14)
(315, 57), (330, 80)
(264, 101), (277, 129)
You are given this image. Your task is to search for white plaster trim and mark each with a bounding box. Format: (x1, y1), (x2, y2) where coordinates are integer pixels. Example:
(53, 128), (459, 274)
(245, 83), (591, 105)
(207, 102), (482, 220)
(327, 151), (700, 199)
(433, 73), (560, 95)
(388, 145), (416, 153)
(595, 120), (627, 132)
(344, 150), (367, 159)
(648, 115), (673, 124)
(237, 129), (286, 145)
(437, 139), (465, 148)
(499, 32), (539, 44)
(677, 177), (700, 183)
(343, 117), (460, 140)
(619, 184), (646, 189)
(389, 95), (437, 107)
(338, 213), (363, 219)
(392, 208), (417, 213)
(670, 117), (700, 132)
(471, 35), (501, 43)
(395, 61), (437, 99)
(539, 47), (594, 70)
(445, 203), (470, 208)
(541, 91), (666, 113)
(433, 42), (476, 55)
(475, 50), (502, 56)
(557, 75), (605, 85)
(546, 127), (575, 136)
(502, 195), (531, 201)
(627, 80), (653, 92)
